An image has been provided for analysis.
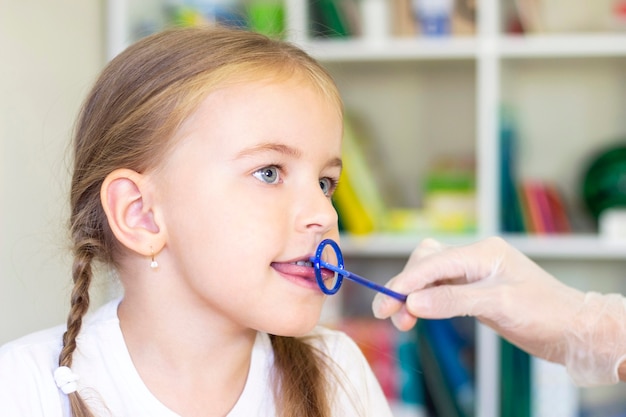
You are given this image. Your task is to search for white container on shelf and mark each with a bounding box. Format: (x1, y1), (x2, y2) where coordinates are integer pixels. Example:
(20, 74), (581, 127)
(360, 0), (391, 41)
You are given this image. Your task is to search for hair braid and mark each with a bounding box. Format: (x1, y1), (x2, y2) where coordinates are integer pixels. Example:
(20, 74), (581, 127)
(59, 246), (94, 368)
(60, 160), (109, 416)
(58, 237), (99, 416)
(270, 335), (331, 417)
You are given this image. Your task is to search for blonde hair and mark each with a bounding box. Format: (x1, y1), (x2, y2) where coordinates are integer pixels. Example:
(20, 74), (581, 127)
(62, 26), (342, 417)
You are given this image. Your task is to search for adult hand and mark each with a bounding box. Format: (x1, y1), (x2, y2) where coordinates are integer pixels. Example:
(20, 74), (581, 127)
(372, 237), (626, 386)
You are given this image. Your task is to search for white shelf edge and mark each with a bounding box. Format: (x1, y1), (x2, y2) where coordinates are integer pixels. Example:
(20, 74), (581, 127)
(498, 33), (626, 58)
(295, 33), (626, 62)
(338, 233), (478, 257)
(502, 234), (626, 259)
(339, 233), (626, 260)
(297, 37), (479, 62)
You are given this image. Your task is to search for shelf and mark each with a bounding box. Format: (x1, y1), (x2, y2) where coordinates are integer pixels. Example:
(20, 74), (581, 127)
(298, 37), (479, 62)
(340, 233), (626, 260)
(497, 33), (626, 58)
(503, 234), (626, 259)
(340, 233), (482, 257)
(300, 34), (626, 63)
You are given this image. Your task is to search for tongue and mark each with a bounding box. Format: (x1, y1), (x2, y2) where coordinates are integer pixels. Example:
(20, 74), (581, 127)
(272, 262), (316, 279)
(272, 262), (336, 281)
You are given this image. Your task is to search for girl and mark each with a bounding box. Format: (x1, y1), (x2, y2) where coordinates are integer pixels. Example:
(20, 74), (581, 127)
(0, 26), (392, 416)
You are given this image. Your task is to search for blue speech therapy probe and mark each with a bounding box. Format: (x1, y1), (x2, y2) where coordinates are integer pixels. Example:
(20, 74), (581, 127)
(310, 239), (407, 302)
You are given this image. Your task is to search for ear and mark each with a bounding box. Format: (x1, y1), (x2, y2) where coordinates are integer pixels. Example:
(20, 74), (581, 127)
(100, 168), (165, 257)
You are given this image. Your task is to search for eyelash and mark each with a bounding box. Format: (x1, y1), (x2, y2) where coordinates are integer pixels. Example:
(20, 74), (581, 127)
(252, 164), (340, 197)
(321, 177), (340, 197)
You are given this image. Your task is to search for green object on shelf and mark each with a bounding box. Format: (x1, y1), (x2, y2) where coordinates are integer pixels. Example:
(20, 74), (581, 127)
(581, 142), (626, 220)
(422, 157), (477, 234)
(247, 1), (285, 38)
(500, 338), (531, 417)
(309, 0), (350, 38)
(424, 172), (475, 193)
(168, 6), (206, 27)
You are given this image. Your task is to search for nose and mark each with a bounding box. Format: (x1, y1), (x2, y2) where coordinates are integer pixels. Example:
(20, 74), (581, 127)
(296, 184), (338, 235)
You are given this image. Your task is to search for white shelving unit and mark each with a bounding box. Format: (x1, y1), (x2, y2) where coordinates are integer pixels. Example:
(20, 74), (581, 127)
(304, 2), (626, 416)
(107, 1), (626, 415)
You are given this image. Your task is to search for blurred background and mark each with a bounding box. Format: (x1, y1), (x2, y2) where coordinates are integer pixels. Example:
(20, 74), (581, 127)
(1, 1), (104, 343)
(3, 1), (626, 416)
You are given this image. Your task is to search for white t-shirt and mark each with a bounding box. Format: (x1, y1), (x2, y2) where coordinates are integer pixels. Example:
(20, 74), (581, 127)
(0, 299), (392, 416)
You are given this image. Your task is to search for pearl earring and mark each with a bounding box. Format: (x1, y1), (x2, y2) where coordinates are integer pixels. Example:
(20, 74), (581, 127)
(150, 249), (159, 269)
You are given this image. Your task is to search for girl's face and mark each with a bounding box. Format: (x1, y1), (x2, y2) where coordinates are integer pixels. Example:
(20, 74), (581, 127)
(150, 76), (343, 336)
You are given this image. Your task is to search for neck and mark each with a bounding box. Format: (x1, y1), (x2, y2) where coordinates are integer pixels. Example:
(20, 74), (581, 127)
(117, 285), (257, 416)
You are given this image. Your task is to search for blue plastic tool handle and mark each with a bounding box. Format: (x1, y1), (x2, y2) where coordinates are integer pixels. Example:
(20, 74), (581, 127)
(311, 239), (407, 302)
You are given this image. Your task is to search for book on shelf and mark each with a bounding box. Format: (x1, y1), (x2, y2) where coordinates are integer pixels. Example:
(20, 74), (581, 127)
(309, 0), (476, 39)
(500, 105), (525, 233)
(395, 329), (425, 415)
(334, 113), (478, 236)
(500, 338), (531, 417)
(309, 0), (354, 37)
(501, 338), (581, 417)
(163, 1), (285, 38)
(521, 180), (546, 234)
(391, 0), (419, 37)
(543, 182), (572, 233)
(418, 318), (475, 417)
(518, 180), (572, 234)
(332, 114), (389, 235)
(337, 318), (425, 416)
(499, 105), (572, 234)
(337, 317), (476, 417)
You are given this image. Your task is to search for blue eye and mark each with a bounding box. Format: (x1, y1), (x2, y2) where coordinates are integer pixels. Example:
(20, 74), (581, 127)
(320, 177), (338, 197)
(253, 166), (280, 184)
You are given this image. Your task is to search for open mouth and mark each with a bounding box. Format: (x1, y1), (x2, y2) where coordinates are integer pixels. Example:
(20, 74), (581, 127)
(271, 259), (335, 282)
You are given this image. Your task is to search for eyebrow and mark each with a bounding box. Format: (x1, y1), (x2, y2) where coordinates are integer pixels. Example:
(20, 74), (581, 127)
(236, 142), (343, 169)
(236, 143), (302, 159)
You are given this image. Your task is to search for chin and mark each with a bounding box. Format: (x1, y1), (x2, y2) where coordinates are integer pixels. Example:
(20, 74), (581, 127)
(264, 310), (321, 338)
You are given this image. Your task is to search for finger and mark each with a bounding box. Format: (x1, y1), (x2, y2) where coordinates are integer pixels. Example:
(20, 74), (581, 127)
(405, 283), (488, 320)
(413, 237), (446, 253)
(372, 290), (403, 319)
(372, 239), (460, 319)
(386, 261), (467, 296)
(390, 306), (418, 332)
(387, 240), (501, 296)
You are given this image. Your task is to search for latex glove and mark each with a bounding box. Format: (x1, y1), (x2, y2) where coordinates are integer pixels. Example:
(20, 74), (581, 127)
(372, 237), (626, 386)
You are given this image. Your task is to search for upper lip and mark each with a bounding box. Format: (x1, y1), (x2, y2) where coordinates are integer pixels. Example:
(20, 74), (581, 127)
(275, 254), (315, 266)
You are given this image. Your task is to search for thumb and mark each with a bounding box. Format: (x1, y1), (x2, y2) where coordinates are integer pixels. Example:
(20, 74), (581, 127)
(405, 283), (486, 320)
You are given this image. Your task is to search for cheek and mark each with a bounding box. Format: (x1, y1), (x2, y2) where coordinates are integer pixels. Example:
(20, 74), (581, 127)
(184, 201), (278, 268)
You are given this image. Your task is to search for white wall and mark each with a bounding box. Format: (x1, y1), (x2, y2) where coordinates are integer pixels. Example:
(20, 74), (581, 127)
(1, 1), (104, 343)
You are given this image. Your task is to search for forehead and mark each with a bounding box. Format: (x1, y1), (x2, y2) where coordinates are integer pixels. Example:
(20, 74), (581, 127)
(173, 75), (343, 149)
(208, 62), (342, 113)
(188, 71), (339, 122)
(151, 78), (343, 179)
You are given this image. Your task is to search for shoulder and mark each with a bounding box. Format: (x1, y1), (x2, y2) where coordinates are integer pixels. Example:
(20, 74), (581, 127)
(0, 298), (122, 415)
(0, 323), (66, 371)
(304, 326), (393, 417)
(0, 324), (67, 415)
(0, 297), (121, 367)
